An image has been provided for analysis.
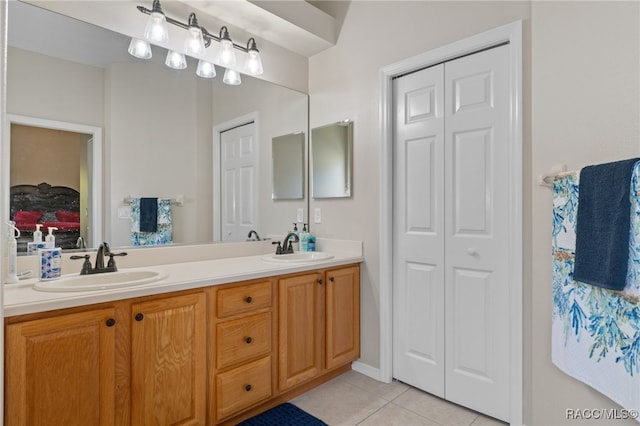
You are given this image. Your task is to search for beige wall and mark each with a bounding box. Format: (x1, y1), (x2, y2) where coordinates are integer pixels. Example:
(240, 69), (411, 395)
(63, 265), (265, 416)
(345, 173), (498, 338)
(530, 1), (640, 425)
(309, 1), (640, 424)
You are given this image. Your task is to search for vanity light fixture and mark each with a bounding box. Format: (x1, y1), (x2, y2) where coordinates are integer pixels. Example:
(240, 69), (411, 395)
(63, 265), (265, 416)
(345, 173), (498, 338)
(223, 68), (241, 85)
(129, 0), (265, 84)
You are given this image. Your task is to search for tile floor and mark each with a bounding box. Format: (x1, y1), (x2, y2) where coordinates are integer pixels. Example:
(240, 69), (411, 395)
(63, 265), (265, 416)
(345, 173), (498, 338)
(291, 370), (507, 426)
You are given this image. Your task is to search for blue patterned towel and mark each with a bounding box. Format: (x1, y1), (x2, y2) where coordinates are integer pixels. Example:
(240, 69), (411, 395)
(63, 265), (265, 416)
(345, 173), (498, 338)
(130, 198), (172, 246)
(574, 159), (640, 290)
(552, 165), (640, 417)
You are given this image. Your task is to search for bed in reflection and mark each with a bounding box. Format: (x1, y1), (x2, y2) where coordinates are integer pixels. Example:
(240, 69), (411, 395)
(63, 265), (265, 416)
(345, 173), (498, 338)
(10, 182), (81, 252)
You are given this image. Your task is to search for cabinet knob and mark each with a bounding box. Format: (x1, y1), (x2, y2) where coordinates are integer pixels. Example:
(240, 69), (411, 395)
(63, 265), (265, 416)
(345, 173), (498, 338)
(135, 313), (144, 322)
(245, 384), (252, 392)
(105, 318), (116, 327)
(245, 336), (253, 344)
(329, 276), (335, 282)
(245, 296), (253, 304)
(318, 279), (323, 285)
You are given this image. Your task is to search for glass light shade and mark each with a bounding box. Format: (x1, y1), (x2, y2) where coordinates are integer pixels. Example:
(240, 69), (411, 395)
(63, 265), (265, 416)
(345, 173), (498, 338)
(185, 26), (206, 57)
(196, 60), (216, 78)
(245, 50), (263, 76)
(165, 50), (187, 69)
(217, 39), (237, 67)
(128, 38), (152, 59)
(223, 68), (241, 85)
(144, 11), (169, 43)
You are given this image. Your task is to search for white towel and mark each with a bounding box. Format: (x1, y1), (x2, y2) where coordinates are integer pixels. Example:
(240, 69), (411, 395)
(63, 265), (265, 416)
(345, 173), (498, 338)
(552, 164), (640, 417)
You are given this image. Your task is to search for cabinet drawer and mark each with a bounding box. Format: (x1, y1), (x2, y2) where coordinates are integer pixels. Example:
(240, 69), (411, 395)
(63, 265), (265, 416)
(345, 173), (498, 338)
(216, 356), (272, 420)
(217, 312), (271, 369)
(217, 281), (272, 317)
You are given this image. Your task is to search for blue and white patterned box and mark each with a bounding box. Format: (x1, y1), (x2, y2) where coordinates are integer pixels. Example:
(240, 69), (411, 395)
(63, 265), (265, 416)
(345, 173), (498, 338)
(27, 241), (47, 255)
(39, 248), (61, 280)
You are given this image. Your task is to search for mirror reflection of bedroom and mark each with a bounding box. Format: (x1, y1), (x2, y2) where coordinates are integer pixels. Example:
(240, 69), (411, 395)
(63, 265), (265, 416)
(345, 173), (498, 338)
(10, 123), (92, 253)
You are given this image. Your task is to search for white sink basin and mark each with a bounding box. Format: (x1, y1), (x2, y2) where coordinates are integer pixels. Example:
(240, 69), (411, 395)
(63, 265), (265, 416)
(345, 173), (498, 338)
(34, 269), (169, 292)
(262, 252), (334, 263)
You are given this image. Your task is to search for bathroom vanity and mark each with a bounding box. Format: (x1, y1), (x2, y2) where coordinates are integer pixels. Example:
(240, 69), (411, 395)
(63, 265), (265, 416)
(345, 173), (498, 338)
(3, 245), (362, 425)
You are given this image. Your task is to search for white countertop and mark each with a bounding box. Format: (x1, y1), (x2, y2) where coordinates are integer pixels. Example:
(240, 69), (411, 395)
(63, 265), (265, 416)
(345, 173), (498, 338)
(4, 250), (363, 317)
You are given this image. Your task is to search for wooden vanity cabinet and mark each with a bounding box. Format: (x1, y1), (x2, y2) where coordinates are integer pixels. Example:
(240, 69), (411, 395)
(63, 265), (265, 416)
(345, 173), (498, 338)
(5, 308), (118, 426)
(4, 290), (207, 426)
(210, 279), (276, 423)
(130, 292), (207, 426)
(278, 264), (360, 391)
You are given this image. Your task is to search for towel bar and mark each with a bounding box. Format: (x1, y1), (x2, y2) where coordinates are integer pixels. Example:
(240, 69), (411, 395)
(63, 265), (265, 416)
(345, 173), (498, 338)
(538, 163), (577, 188)
(122, 195), (184, 206)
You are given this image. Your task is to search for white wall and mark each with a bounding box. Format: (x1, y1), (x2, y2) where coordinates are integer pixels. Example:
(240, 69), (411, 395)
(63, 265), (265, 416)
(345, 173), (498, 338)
(309, 1), (640, 424)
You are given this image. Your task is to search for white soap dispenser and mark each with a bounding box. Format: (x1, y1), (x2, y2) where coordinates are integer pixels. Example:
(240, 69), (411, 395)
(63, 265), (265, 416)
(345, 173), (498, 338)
(27, 223), (46, 255)
(45, 226), (58, 248)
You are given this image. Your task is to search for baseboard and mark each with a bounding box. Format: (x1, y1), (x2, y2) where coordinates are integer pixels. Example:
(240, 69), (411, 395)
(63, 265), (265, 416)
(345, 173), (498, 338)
(352, 361), (389, 383)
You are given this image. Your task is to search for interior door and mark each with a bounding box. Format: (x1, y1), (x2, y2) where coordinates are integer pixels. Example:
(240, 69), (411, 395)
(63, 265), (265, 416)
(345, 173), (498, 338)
(392, 64), (446, 397)
(443, 44), (510, 421)
(392, 44), (510, 422)
(220, 122), (258, 241)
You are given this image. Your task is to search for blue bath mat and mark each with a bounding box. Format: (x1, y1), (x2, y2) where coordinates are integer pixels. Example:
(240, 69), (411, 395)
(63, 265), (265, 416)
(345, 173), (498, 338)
(237, 403), (327, 425)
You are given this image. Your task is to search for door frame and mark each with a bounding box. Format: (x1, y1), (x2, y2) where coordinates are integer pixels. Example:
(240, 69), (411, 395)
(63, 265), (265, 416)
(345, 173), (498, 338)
(212, 112), (259, 242)
(378, 20), (523, 424)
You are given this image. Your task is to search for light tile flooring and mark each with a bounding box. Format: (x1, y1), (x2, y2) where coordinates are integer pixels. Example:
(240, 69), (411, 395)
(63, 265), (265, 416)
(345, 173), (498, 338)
(291, 370), (507, 426)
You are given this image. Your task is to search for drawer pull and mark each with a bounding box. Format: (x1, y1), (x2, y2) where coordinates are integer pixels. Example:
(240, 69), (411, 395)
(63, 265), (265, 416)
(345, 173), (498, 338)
(245, 296), (253, 304)
(105, 318), (116, 327)
(245, 384), (252, 392)
(135, 313), (144, 322)
(245, 336), (253, 344)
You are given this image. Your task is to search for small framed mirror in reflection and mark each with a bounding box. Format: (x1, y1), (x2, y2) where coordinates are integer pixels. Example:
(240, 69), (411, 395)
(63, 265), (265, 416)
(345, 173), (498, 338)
(311, 120), (353, 199)
(272, 132), (305, 200)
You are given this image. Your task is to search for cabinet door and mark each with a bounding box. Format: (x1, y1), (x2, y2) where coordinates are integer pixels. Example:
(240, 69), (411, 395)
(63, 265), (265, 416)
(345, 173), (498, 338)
(325, 265), (361, 370)
(278, 272), (323, 390)
(131, 292), (206, 426)
(6, 308), (117, 426)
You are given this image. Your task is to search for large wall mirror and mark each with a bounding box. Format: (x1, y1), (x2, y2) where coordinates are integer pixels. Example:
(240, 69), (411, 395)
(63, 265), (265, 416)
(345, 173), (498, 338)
(311, 120), (353, 198)
(5, 1), (309, 252)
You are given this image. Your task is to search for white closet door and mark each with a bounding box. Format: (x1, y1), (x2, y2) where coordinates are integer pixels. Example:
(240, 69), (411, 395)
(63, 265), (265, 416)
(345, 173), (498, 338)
(220, 122), (257, 241)
(392, 44), (510, 422)
(443, 44), (510, 421)
(392, 64), (446, 397)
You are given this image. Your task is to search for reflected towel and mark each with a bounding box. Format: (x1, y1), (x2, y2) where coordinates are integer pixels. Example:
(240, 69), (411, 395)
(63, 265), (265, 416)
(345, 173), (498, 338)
(130, 198), (172, 246)
(139, 197), (158, 233)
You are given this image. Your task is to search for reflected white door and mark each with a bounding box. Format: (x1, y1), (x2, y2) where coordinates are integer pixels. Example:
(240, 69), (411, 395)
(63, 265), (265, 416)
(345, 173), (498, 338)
(220, 122), (257, 241)
(393, 44), (510, 422)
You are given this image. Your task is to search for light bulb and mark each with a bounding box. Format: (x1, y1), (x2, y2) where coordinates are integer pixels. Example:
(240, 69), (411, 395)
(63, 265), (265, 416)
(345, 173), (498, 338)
(165, 50), (187, 69)
(223, 68), (241, 85)
(185, 26), (206, 57)
(144, 10), (169, 43)
(196, 60), (216, 78)
(245, 49), (263, 76)
(128, 38), (152, 59)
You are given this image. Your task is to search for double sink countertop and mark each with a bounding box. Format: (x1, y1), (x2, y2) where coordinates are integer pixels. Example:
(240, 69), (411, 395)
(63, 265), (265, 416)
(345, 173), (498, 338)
(5, 238), (363, 317)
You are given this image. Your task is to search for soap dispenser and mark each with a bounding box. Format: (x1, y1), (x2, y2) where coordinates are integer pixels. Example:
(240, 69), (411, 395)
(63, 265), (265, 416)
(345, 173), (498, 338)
(291, 223), (299, 251)
(299, 223), (309, 252)
(40, 227), (61, 281)
(27, 223), (46, 255)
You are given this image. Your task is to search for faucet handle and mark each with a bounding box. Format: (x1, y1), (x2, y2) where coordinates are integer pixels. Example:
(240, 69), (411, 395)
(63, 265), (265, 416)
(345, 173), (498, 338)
(272, 241), (283, 255)
(70, 254), (92, 275)
(107, 252), (128, 270)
